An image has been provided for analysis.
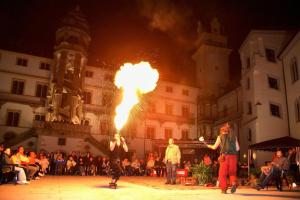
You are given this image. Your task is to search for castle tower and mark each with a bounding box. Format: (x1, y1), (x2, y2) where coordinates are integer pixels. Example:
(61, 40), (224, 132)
(46, 6), (91, 124)
(193, 18), (232, 139)
(192, 17), (231, 97)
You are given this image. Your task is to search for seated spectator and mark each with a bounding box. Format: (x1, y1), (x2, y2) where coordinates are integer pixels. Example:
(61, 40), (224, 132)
(131, 159), (141, 176)
(39, 155), (49, 175)
(255, 150), (290, 191)
(2, 147), (29, 184)
(203, 154), (212, 166)
(146, 153), (155, 176)
(122, 158), (132, 176)
(95, 156), (103, 175)
(11, 146), (38, 180)
(66, 156), (76, 175)
(29, 151), (43, 178)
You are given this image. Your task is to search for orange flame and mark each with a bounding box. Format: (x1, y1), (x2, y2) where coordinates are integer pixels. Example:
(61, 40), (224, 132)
(114, 61), (159, 131)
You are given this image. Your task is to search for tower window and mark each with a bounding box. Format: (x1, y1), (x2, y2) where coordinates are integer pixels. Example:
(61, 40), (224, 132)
(35, 114), (45, 121)
(265, 48), (276, 62)
(246, 77), (250, 90)
(165, 104), (173, 115)
(248, 128), (252, 142)
(270, 103), (281, 118)
(246, 57), (251, 69)
(268, 76), (279, 90)
(295, 97), (300, 122)
(290, 57), (299, 83)
(58, 138), (66, 146)
(181, 130), (189, 140)
(247, 102), (252, 115)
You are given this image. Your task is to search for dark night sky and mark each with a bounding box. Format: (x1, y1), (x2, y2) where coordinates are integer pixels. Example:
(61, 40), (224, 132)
(0, 0), (299, 85)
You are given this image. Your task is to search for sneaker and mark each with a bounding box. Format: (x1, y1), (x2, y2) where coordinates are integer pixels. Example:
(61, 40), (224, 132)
(231, 184), (237, 193)
(34, 176), (40, 180)
(22, 180), (30, 184)
(38, 172), (44, 177)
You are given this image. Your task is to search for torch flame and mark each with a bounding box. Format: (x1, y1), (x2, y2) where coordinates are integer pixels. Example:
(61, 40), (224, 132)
(114, 61), (159, 131)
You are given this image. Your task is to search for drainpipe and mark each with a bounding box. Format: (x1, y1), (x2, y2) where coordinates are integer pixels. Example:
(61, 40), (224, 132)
(280, 59), (291, 137)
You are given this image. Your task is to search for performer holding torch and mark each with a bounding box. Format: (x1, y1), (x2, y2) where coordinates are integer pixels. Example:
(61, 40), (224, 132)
(109, 132), (128, 189)
(199, 122), (240, 194)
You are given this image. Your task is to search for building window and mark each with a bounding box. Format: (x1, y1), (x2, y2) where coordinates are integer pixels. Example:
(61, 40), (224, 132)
(295, 97), (300, 122)
(40, 62), (50, 70)
(146, 127), (155, 139)
(100, 121), (109, 135)
(85, 70), (94, 78)
(148, 102), (156, 113)
(268, 76), (279, 90)
(181, 130), (189, 140)
(104, 74), (113, 82)
(246, 57), (251, 69)
(182, 89), (189, 96)
(164, 128), (173, 139)
(182, 106), (190, 117)
(34, 114), (45, 121)
(58, 138), (66, 146)
(6, 111), (20, 127)
(102, 93), (112, 107)
(166, 86), (173, 93)
(36, 84), (48, 98)
(16, 57), (28, 66)
(11, 79), (24, 95)
(248, 128), (252, 142)
(270, 103), (281, 118)
(247, 102), (252, 115)
(290, 57), (299, 83)
(83, 91), (92, 104)
(246, 77), (250, 90)
(265, 48), (276, 62)
(165, 104), (173, 115)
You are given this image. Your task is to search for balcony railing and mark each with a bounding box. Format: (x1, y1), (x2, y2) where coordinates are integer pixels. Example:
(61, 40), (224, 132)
(33, 121), (91, 134)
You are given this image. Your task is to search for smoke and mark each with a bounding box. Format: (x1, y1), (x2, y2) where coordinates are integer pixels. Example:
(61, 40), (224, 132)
(137, 0), (195, 48)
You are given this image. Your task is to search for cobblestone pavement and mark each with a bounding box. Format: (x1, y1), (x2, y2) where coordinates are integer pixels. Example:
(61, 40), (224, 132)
(0, 176), (299, 200)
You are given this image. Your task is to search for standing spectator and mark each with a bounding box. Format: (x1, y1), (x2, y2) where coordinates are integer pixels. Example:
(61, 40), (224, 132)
(205, 122), (240, 194)
(164, 138), (181, 185)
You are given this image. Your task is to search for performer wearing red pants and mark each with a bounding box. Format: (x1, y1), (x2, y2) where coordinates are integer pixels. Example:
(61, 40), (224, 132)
(206, 122), (240, 194)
